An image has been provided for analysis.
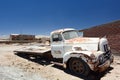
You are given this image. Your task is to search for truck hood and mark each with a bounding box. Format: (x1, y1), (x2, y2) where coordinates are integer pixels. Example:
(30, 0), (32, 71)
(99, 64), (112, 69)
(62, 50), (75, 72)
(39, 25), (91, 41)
(65, 37), (100, 51)
(65, 37), (100, 43)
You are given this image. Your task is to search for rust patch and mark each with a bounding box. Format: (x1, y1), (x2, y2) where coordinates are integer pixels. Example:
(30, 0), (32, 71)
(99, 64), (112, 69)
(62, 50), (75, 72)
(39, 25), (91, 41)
(71, 53), (93, 63)
(65, 37), (91, 43)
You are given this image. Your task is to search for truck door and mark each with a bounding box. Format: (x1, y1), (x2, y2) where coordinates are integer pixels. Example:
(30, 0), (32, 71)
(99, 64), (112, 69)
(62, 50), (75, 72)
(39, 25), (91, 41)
(51, 33), (64, 58)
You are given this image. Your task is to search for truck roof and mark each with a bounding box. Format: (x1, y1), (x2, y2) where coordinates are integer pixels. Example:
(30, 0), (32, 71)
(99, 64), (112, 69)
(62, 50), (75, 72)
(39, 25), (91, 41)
(51, 28), (75, 34)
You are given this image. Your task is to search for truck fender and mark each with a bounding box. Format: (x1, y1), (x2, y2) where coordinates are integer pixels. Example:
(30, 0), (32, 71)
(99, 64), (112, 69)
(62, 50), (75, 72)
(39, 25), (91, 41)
(63, 51), (93, 69)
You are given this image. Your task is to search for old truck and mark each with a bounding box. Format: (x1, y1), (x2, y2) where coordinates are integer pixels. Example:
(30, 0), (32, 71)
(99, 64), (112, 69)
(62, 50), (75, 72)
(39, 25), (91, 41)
(14, 28), (114, 76)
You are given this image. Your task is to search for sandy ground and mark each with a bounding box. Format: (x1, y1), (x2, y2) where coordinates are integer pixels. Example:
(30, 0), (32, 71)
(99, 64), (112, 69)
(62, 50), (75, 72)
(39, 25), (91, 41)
(0, 44), (120, 80)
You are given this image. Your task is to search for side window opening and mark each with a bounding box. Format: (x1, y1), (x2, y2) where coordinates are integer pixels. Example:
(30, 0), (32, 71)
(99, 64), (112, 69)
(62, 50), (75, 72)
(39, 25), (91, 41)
(52, 34), (62, 42)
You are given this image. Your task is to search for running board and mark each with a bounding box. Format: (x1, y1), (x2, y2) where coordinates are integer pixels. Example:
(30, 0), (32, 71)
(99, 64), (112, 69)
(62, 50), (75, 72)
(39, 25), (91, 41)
(51, 61), (64, 66)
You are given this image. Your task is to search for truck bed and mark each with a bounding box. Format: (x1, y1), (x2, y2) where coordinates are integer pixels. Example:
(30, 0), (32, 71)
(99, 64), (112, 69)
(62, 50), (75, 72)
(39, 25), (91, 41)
(14, 45), (51, 55)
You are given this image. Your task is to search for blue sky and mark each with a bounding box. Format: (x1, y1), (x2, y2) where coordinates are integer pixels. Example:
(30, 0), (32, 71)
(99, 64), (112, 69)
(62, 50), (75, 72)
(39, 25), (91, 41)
(0, 0), (120, 35)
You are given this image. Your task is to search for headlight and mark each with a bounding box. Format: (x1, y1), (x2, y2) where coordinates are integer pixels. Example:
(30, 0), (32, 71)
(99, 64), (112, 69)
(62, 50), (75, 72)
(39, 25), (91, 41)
(99, 55), (104, 64)
(90, 54), (98, 63)
(90, 53), (96, 59)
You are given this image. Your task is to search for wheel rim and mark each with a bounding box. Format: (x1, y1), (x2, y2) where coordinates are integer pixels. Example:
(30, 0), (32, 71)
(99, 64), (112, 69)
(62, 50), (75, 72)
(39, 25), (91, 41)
(71, 59), (85, 74)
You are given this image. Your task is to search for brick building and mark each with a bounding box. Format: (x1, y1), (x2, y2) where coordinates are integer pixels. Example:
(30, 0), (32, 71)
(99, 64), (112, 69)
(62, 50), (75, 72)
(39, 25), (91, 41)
(80, 20), (120, 53)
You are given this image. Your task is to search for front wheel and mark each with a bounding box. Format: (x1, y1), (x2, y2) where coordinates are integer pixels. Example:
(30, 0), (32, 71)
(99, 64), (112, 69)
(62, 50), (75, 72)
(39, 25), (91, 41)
(68, 58), (90, 76)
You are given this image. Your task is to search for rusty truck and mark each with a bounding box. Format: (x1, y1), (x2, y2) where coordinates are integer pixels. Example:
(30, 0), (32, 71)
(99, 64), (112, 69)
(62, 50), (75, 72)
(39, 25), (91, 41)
(14, 28), (114, 76)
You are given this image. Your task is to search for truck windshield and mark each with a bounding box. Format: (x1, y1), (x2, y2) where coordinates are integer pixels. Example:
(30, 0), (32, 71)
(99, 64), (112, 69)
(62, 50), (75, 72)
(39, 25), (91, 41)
(63, 30), (79, 40)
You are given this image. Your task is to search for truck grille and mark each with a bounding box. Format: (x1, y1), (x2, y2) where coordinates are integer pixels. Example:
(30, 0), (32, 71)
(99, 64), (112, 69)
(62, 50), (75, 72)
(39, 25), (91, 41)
(104, 44), (109, 52)
(99, 51), (111, 65)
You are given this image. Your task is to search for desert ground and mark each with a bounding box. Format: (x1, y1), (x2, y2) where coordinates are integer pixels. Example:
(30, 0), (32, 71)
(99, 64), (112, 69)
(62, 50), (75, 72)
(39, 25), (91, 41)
(0, 43), (120, 80)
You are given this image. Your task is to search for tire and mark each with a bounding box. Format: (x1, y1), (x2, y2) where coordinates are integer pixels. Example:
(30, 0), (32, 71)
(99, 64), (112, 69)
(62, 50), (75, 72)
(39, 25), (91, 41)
(68, 58), (90, 76)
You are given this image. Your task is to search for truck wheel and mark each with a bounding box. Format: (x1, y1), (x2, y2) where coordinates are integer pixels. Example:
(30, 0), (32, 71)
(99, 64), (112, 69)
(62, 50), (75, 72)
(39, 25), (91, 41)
(68, 58), (90, 76)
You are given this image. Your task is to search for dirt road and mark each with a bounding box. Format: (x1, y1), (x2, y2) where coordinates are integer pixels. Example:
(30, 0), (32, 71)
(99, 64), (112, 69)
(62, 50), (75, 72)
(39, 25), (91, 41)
(0, 44), (120, 80)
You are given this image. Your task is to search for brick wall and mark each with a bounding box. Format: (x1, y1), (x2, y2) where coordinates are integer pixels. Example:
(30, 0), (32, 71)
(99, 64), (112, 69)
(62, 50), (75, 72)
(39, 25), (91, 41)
(107, 34), (120, 53)
(80, 20), (120, 53)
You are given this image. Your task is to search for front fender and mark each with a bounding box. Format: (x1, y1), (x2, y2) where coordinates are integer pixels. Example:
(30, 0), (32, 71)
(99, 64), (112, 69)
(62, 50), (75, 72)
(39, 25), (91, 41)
(63, 51), (93, 66)
(63, 51), (98, 71)
(63, 51), (80, 63)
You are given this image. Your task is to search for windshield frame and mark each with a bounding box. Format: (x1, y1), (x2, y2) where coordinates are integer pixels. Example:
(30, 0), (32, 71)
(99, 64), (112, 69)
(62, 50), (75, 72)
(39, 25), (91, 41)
(62, 30), (79, 40)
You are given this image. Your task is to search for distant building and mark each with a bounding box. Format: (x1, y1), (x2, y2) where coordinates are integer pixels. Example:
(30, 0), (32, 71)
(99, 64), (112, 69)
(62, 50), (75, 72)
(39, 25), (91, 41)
(10, 34), (35, 41)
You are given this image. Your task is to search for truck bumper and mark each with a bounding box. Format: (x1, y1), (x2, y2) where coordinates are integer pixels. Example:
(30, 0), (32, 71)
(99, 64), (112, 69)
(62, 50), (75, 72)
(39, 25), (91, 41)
(98, 59), (110, 72)
(96, 54), (114, 72)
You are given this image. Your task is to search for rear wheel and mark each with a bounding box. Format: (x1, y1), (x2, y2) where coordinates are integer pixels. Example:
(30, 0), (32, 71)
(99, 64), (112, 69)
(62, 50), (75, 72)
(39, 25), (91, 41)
(68, 58), (90, 76)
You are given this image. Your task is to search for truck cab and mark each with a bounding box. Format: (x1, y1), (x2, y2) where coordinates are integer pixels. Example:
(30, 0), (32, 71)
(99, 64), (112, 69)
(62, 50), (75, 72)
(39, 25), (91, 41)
(50, 28), (79, 58)
(50, 28), (113, 76)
